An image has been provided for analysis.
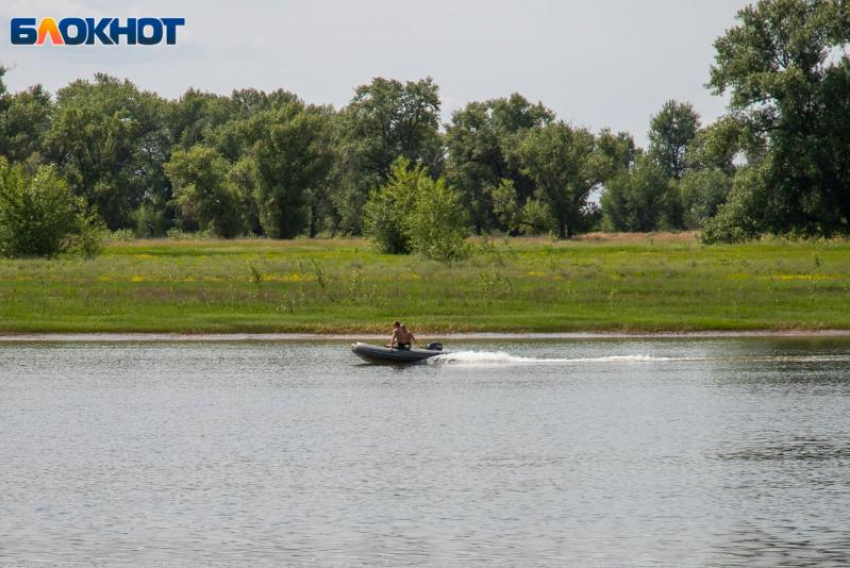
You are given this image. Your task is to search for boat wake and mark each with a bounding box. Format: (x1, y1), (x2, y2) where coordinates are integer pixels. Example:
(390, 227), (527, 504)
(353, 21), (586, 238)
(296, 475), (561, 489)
(428, 351), (700, 366)
(428, 351), (850, 366)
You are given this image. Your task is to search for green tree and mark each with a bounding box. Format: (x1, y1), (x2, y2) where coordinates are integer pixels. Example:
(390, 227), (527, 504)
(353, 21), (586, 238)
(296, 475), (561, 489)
(407, 176), (469, 261)
(168, 89), (237, 152)
(227, 156), (263, 235)
(45, 74), (169, 230)
(445, 94), (554, 233)
(519, 122), (599, 239)
(0, 84), (52, 164)
(364, 159), (422, 254)
(708, 0), (850, 236)
(164, 146), (244, 238)
(248, 103), (335, 238)
(680, 168), (733, 229)
(0, 161), (80, 257)
(647, 100), (701, 181)
(601, 157), (671, 232)
(596, 129), (639, 180)
(335, 77), (442, 234)
(490, 178), (556, 235)
(685, 117), (745, 175)
(365, 158), (469, 259)
(700, 164), (769, 243)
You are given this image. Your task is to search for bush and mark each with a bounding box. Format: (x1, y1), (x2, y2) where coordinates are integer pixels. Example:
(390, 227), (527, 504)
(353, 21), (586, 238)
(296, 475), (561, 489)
(408, 177), (470, 261)
(133, 202), (170, 238)
(363, 159), (418, 253)
(700, 166), (766, 244)
(0, 161), (81, 257)
(165, 228), (214, 240)
(365, 158), (469, 261)
(107, 229), (137, 243)
(66, 209), (106, 259)
(601, 158), (671, 232)
(490, 179), (556, 235)
(680, 168), (732, 229)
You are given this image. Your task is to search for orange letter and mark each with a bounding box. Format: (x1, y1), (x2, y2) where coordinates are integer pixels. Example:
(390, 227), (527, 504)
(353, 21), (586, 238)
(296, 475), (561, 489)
(36, 18), (64, 45)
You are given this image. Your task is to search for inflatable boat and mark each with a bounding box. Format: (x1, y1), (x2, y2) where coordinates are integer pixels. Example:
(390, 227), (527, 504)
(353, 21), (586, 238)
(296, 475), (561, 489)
(351, 342), (446, 364)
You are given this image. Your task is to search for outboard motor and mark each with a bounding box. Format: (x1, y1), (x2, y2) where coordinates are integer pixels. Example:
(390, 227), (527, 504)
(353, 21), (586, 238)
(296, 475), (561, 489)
(426, 342), (443, 352)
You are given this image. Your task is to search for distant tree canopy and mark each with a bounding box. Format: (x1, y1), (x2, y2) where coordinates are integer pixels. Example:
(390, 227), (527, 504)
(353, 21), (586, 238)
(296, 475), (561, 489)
(445, 94), (554, 234)
(648, 101), (701, 181)
(705, 0), (850, 240)
(335, 78), (442, 235)
(0, 0), (849, 256)
(520, 122), (601, 239)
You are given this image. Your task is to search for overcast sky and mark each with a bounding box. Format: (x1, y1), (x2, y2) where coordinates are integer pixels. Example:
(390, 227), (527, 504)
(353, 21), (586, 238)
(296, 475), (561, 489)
(0, 0), (751, 146)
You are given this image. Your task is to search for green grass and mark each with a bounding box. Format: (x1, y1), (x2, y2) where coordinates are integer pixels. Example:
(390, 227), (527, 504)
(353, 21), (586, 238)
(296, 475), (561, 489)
(1, 234), (849, 333)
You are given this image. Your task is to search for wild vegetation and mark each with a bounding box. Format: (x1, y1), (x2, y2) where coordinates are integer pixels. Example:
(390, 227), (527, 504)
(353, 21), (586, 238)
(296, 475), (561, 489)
(0, 0), (848, 260)
(0, 235), (848, 333)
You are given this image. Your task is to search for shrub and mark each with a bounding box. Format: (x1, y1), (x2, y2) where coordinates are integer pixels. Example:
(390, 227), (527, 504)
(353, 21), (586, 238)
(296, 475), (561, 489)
(680, 168), (732, 229)
(107, 229), (137, 243)
(66, 209), (106, 259)
(408, 176), (470, 261)
(490, 179), (556, 235)
(365, 158), (469, 260)
(0, 161), (81, 257)
(165, 228), (214, 240)
(363, 159), (418, 253)
(601, 158), (670, 232)
(133, 202), (170, 238)
(700, 166), (766, 244)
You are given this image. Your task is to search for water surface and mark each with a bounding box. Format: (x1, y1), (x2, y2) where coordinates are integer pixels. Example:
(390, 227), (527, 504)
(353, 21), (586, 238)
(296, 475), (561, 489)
(2, 337), (850, 566)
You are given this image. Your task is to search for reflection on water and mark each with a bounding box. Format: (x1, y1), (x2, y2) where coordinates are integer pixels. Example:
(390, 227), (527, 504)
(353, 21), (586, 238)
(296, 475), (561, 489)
(1, 337), (850, 566)
(713, 523), (850, 567)
(719, 435), (850, 462)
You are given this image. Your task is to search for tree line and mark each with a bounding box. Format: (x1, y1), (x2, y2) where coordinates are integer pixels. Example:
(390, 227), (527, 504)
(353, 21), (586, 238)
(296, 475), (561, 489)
(0, 0), (848, 257)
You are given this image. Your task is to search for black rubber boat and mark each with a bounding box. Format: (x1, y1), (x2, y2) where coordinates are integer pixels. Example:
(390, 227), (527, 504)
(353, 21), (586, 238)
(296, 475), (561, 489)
(351, 342), (447, 364)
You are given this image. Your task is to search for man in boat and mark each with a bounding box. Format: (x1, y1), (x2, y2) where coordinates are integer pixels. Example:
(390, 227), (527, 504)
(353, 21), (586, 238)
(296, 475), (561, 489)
(390, 321), (416, 350)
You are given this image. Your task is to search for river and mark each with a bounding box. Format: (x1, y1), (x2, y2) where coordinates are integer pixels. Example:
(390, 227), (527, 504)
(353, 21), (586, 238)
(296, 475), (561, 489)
(2, 337), (850, 566)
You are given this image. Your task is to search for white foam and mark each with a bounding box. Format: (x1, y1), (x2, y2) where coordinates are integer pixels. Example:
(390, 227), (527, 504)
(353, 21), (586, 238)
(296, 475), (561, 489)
(430, 351), (850, 366)
(429, 351), (695, 366)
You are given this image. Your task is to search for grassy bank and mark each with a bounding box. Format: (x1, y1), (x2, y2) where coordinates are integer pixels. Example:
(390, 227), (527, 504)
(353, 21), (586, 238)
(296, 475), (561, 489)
(0, 234), (848, 333)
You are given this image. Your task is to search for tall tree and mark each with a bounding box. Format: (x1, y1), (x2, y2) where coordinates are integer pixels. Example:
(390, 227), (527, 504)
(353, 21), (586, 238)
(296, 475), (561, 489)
(247, 103), (335, 238)
(709, 0), (850, 236)
(0, 84), (52, 165)
(45, 74), (169, 229)
(596, 129), (639, 181)
(647, 100), (700, 181)
(445, 94), (554, 233)
(679, 168), (734, 229)
(519, 122), (599, 239)
(165, 146), (244, 238)
(685, 117), (745, 176)
(168, 89), (236, 152)
(334, 77), (442, 234)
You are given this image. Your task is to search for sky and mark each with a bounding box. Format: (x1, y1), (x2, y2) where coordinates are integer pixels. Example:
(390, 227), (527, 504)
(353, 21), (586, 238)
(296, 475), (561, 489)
(0, 0), (752, 146)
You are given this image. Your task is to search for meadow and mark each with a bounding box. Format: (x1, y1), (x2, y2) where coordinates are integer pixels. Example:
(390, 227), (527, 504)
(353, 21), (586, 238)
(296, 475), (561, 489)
(1, 233), (849, 333)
